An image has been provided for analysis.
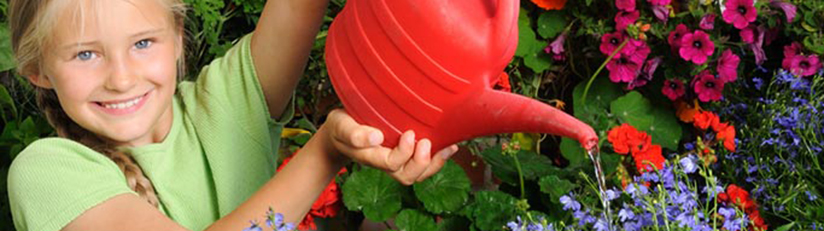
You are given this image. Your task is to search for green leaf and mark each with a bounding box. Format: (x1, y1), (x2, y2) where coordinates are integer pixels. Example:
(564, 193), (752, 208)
(437, 217), (471, 231)
(609, 91), (681, 150)
(478, 147), (560, 184)
(413, 161), (471, 214)
(342, 166), (404, 222)
(467, 191), (518, 231)
(395, 209), (437, 231)
(536, 11), (566, 39)
(523, 50), (551, 73)
(0, 84), (16, 122)
(572, 76), (623, 132)
(773, 222), (795, 231)
(516, 8), (544, 58)
(0, 23), (15, 72)
(559, 138), (585, 168)
(538, 175), (575, 201)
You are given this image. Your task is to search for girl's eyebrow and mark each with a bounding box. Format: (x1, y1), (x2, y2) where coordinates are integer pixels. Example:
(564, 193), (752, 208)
(129, 28), (165, 39)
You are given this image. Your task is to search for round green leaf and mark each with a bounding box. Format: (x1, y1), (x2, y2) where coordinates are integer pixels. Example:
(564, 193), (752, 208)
(536, 11), (566, 39)
(559, 137), (585, 168)
(342, 166), (404, 222)
(539, 175), (575, 201)
(609, 91), (682, 150)
(395, 209), (437, 231)
(468, 191), (518, 231)
(523, 50), (551, 73)
(413, 161), (471, 214)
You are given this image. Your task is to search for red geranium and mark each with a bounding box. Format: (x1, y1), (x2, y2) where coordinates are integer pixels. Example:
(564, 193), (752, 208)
(277, 150), (347, 230)
(717, 184), (767, 230)
(692, 111), (720, 131)
(607, 124), (651, 155)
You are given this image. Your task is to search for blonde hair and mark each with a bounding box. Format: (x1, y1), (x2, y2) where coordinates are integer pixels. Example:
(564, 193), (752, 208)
(9, 0), (188, 207)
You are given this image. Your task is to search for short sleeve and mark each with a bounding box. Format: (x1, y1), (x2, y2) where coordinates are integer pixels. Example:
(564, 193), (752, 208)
(7, 138), (134, 231)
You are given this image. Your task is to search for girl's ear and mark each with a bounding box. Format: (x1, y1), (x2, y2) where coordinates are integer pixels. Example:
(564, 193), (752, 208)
(28, 74), (54, 89)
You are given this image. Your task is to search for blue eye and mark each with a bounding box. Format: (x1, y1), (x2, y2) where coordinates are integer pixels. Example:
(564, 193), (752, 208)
(135, 39), (152, 49)
(77, 51), (95, 61)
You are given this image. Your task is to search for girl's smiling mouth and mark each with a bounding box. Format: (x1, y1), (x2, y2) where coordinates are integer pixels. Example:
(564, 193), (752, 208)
(94, 91), (151, 116)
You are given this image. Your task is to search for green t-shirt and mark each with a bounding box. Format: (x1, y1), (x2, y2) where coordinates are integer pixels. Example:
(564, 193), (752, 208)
(7, 34), (293, 231)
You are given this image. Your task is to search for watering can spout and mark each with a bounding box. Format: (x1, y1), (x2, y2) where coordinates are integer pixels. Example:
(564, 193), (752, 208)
(444, 88), (599, 151)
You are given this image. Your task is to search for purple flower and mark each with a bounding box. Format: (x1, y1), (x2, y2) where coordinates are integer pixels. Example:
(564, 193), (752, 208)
(789, 55), (822, 77)
(607, 53), (643, 83)
(662, 78), (685, 101)
(668, 24), (690, 51)
(560, 194), (581, 211)
(717, 49), (740, 82)
(616, 10), (640, 31)
(807, 191), (819, 201)
(679, 30), (715, 65)
(699, 14), (716, 30)
(719, 207), (737, 219)
(619, 205), (636, 222)
(770, 0), (797, 23)
(545, 32), (568, 61)
(722, 0), (758, 29)
(616, 0), (636, 11)
(693, 70), (725, 102)
(648, 0), (671, 5)
(244, 222), (263, 231)
(680, 155), (698, 174)
(628, 57), (660, 89)
(651, 5), (670, 23)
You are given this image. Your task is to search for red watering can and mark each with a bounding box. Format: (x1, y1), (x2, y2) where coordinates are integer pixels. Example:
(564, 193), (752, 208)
(324, 0), (598, 152)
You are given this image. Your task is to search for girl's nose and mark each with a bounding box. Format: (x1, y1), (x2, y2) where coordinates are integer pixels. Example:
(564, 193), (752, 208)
(104, 55), (138, 92)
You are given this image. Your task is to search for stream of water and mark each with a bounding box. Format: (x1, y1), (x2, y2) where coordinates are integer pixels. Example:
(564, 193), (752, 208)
(587, 147), (614, 231)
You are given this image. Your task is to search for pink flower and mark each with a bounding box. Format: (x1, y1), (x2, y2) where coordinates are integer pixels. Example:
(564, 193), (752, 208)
(722, 0), (758, 29)
(717, 49), (740, 82)
(628, 57), (661, 90)
(740, 25), (755, 44)
(651, 5), (670, 23)
(607, 53), (643, 83)
(693, 71), (725, 102)
(748, 26), (767, 65)
(699, 14), (716, 30)
(782, 42), (802, 70)
(545, 32), (567, 61)
(648, 0), (671, 6)
(668, 24), (690, 51)
(662, 78), (686, 101)
(616, 0), (636, 11)
(788, 55), (822, 77)
(616, 10), (640, 31)
(601, 31), (626, 55)
(770, 0), (797, 23)
(679, 30), (715, 65)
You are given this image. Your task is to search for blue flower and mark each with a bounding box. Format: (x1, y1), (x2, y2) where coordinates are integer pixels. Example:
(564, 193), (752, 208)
(752, 77), (763, 90)
(605, 188), (620, 201)
(618, 205), (635, 222)
(243, 221), (263, 231)
(680, 156), (697, 174)
(718, 207), (736, 219)
(807, 191), (819, 201)
(593, 217), (611, 231)
(560, 194), (581, 211)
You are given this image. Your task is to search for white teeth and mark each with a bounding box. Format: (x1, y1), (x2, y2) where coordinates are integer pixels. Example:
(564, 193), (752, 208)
(102, 95), (143, 109)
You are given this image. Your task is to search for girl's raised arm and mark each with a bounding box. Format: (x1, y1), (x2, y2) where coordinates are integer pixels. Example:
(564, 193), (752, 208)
(250, 0), (330, 119)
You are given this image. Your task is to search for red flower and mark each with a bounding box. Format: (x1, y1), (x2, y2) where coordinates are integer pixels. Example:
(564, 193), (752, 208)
(718, 184), (757, 214)
(494, 72), (512, 92)
(633, 144), (664, 173)
(715, 123), (736, 152)
(530, 0), (567, 10)
(278, 150), (347, 230)
(692, 111), (720, 131)
(608, 124), (650, 155)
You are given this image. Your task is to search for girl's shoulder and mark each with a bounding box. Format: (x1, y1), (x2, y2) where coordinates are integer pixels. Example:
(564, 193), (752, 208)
(9, 137), (125, 183)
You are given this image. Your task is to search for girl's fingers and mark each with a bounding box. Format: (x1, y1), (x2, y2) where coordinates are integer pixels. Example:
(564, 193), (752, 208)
(384, 130), (416, 172)
(390, 139), (432, 185)
(415, 145), (458, 182)
(328, 109), (383, 149)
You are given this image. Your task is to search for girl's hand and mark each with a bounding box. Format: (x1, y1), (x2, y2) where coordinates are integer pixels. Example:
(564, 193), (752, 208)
(321, 109), (459, 185)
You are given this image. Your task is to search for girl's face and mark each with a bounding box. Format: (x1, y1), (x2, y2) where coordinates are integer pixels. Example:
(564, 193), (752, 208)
(30, 0), (181, 147)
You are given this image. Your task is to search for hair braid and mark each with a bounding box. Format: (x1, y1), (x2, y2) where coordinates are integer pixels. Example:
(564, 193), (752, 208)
(35, 88), (160, 207)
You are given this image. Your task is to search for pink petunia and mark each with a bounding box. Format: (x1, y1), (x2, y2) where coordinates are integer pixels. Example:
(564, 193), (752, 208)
(648, 0), (671, 6)
(616, 0), (636, 11)
(662, 78), (686, 101)
(668, 24), (690, 51)
(699, 14), (716, 31)
(782, 42), (802, 70)
(616, 10), (640, 31)
(600, 31), (627, 56)
(740, 25), (755, 44)
(722, 0), (758, 29)
(693, 70), (725, 102)
(679, 30), (715, 65)
(770, 0), (797, 23)
(717, 49), (740, 83)
(607, 53), (643, 83)
(749, 26), (767, 65)
(651, 5), (670, 23)
(789, 55), (822, 77)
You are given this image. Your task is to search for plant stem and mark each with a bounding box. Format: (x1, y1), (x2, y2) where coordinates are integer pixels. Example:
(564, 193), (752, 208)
(512, 154), (527, 199)
(581, 39), (629, 106)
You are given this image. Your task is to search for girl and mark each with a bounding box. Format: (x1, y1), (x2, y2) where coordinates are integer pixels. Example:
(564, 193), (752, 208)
(6, 0), (459, 231)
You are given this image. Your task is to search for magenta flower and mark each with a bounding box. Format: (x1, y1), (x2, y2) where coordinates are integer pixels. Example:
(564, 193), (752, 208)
(600, 31), (626, 55)
(648, 0), (671, 6)
(788, 55), (822, 77)
(770, 0), (797, 23)
(628, 57), (661, 90)
(699, 14), (716, 30)
(607, 53), (643, 83)
(616, 0), (636, 11)
(717, 49), (740, 83)
(662, 78), (686, 101)
(749, 26), (767, 65)
(545, 32), (567, 61)
(616, 10), (640, 31)
(740, 25), (755, 44)
(722, 0), (757, 29)
(679, 30), (715, 65)
(782, 42), (802, 70)
(651, 5), (669, 23)
(693, 71), (725, 102)
(668, 24), (690, 51)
